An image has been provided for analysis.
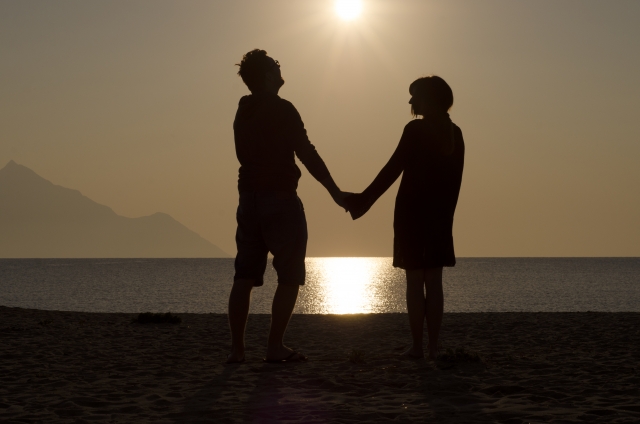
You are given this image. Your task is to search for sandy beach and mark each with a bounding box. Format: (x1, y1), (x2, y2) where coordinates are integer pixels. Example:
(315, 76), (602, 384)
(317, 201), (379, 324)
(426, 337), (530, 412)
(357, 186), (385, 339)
(1, 306), (639, 423)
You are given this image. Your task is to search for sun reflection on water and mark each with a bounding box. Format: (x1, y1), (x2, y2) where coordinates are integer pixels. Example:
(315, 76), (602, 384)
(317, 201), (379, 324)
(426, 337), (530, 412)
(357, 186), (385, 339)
(298, 257), (402, 314)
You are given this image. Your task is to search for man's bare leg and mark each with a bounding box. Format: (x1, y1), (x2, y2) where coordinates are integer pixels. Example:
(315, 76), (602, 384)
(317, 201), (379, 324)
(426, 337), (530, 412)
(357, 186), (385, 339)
(266, 284), (301, 360)
(402, 269), (426, 358)
(424, 267), (443, 360)
(227, 279), (254, 362)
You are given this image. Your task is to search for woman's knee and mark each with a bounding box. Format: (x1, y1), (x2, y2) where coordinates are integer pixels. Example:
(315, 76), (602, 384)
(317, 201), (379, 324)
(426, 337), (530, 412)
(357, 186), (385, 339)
(424, 267), (443, 292)
(405, 269), (425, 290)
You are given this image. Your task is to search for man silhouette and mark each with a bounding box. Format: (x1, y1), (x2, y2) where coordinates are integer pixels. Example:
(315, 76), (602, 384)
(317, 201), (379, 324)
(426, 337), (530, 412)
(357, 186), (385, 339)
(227, 49), (348, 363)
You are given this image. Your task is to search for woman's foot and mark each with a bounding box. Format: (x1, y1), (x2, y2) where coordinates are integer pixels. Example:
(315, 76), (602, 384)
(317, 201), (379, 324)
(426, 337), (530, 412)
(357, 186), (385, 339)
(400, 346), (424, 359)
(226, 346), (245, 364)
(264, 350), (307, 363)
(226, 355), (245, 364)
(427, 345), (438, 361)
(265, 345), (305, 362)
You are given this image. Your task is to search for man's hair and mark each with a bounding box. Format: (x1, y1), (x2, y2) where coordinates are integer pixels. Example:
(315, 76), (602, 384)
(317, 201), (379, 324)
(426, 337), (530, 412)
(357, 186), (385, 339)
(236, 49), (272, 93)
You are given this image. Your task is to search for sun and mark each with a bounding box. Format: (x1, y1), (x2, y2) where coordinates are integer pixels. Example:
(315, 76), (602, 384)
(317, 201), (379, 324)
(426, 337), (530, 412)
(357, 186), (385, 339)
(335, 0), (363, 21)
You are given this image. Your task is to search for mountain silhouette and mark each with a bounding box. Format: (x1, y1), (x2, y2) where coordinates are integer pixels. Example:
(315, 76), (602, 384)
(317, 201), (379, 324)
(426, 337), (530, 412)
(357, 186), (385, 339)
(0, 160), (228, 258)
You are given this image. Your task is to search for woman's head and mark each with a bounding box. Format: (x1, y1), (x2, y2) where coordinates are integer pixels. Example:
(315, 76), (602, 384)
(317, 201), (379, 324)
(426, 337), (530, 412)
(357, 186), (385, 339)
(410, 76), (456, 155)
(409, 76), (453, 117)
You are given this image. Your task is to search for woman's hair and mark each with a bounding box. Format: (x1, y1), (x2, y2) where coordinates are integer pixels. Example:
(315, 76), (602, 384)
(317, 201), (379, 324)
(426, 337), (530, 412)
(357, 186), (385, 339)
(236, 49), (271, 93)
(409, 75), (453, 115)
(410, 76), (456, 155)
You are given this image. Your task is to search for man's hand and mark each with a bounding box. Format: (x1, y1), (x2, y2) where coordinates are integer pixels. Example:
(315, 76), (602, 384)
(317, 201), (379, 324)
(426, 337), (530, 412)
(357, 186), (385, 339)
(319, 176), (352, 212)
(332, 191), (353, 211)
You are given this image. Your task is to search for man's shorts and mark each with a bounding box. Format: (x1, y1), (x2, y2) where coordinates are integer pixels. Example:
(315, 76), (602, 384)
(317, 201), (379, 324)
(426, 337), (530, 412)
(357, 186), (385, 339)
(234, 191), (307, 286)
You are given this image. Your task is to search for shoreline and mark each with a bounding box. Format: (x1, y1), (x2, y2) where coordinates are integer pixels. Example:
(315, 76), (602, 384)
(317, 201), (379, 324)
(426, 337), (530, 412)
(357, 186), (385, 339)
(2, 306), (639, 423)
(5, 304), (640, 312)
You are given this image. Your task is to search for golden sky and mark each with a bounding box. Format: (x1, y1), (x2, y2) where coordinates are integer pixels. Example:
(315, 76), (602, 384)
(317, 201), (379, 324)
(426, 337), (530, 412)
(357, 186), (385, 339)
(1, 0), (639, 257)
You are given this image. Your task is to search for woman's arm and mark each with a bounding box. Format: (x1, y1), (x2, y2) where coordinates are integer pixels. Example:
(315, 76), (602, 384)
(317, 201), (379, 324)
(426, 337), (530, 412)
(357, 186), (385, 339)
(345, 123), (413, 219)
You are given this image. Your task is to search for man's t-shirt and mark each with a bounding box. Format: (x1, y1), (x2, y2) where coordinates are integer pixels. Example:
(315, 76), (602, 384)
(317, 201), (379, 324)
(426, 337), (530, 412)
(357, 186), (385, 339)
(233, 91), (331, 193)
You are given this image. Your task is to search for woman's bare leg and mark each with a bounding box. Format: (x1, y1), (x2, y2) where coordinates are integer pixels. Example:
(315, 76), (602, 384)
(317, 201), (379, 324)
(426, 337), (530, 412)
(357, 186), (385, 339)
(424, 267), (443, 360)
(402, 269), (427, 358)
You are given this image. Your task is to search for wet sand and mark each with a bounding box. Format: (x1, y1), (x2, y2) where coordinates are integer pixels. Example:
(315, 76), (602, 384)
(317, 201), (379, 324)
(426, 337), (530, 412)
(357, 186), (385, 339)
(1, 306), (639, 423)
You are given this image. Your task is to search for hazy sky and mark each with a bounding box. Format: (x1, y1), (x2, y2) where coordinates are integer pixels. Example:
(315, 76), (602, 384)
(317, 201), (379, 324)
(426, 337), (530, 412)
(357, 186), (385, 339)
(1, 0), (639, 257)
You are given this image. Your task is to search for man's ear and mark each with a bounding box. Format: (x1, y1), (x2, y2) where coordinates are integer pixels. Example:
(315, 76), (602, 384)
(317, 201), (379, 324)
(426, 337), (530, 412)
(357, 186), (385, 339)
(264, 72), (274, 86)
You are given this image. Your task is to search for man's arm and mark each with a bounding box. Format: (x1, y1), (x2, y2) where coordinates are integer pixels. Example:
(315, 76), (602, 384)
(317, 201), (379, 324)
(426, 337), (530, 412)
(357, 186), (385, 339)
(297, 148), (349, 210)
(282, 101), (350, 209)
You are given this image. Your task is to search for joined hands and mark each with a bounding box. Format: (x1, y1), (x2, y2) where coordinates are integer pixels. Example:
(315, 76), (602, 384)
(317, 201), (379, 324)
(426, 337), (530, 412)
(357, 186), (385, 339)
(331, 191), (371, 220)
(320, 177), (370, 219)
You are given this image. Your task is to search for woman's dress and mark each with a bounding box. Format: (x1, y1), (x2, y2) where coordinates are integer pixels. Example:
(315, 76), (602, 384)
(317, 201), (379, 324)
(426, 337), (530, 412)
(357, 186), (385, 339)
(347, 118), (465, 269)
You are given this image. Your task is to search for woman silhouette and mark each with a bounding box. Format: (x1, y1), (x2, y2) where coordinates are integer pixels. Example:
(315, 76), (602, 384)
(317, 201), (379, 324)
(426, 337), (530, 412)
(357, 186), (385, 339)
(346, 76), (465, 360)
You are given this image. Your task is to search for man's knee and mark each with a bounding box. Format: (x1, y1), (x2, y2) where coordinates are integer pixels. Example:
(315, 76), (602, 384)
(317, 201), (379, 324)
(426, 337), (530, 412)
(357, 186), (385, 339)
(232, 279), (256, 291)
(275, 283), (300, 294)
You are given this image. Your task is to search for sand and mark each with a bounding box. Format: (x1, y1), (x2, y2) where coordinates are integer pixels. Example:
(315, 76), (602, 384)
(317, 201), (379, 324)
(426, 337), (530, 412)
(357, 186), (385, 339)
(1, 306), (639, 423)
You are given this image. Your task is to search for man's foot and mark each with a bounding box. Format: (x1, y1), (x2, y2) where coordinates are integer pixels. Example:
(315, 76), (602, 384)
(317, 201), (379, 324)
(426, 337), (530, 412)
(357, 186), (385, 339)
(400, 346), (424, 359)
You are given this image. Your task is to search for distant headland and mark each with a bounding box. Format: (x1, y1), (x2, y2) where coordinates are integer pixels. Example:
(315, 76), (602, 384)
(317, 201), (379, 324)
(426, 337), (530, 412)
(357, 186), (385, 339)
(0, 160), (229, 258)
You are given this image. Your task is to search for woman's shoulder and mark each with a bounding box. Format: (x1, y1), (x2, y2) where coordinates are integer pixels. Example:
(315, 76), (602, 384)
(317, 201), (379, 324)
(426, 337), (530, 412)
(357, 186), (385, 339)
(403, 118), (463, 143)
(403, 119), (426, 131)
(452, 122), (464, 142)
(401, 119), (429, 140)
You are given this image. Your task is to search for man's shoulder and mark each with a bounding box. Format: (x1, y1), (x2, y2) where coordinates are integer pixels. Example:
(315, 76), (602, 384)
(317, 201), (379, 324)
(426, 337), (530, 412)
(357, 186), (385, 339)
(272, 97), (302, 122)
(252, 93), (298, 111)
(235, 93), (302, 126)
(237, 93), (290, 105)
(274, 96), (297, 111)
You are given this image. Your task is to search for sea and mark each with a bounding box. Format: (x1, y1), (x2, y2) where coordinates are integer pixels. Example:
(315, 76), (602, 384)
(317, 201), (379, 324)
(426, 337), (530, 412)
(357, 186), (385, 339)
(1, 258), (639, 314)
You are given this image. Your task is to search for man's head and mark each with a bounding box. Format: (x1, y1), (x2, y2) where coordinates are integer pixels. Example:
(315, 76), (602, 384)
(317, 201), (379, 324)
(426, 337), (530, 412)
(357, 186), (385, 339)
(236, 49), (284, 94)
